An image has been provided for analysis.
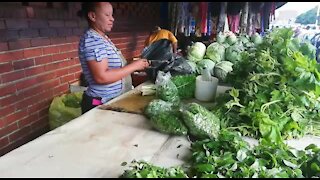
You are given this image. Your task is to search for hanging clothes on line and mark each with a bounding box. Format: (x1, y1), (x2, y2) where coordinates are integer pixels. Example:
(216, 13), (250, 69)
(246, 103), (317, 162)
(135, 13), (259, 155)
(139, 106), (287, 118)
(199, 2), (208, 35)
(217, 2), (228, 33)
(239, 2), (249, 35)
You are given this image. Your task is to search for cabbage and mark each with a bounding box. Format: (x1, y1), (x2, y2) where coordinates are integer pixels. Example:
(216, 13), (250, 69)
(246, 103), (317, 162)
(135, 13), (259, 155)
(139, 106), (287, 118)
(196, 59), (215, 75)
(239, 34), (250, 44)
(226, 33), (238, 45)
(217, 32), (226, 44)
(251, 33), (263, 45)
(186, 60), (197, 73)
(225, 44), (244, 63)
(187, 42), (206, 62)
(205, 42), (225, 63)
(214, 61), (233, 82)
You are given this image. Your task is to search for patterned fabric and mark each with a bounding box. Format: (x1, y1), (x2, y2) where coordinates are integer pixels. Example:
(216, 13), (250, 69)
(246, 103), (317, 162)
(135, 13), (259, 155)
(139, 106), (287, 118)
(78, 28), (123, 103)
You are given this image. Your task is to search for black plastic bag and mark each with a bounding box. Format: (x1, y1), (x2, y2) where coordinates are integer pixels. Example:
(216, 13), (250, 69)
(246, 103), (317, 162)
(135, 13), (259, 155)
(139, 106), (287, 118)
(141, 39), (173, 61)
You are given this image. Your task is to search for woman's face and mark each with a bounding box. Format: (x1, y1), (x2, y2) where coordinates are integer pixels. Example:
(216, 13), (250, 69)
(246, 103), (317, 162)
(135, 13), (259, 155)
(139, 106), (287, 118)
(89, 2), (114, 33)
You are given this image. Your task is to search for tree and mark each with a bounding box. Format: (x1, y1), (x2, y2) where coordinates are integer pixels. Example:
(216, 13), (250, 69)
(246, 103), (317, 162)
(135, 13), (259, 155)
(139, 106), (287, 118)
(295, 6), (319, 25)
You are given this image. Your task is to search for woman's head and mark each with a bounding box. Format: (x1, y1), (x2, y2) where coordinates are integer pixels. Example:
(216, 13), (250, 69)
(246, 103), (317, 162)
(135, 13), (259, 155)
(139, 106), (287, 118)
(78, 2), (114, 33)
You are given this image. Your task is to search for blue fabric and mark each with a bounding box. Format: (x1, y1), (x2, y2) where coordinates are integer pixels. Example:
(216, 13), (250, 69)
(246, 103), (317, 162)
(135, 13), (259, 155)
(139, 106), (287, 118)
(78, 29), (123, 103)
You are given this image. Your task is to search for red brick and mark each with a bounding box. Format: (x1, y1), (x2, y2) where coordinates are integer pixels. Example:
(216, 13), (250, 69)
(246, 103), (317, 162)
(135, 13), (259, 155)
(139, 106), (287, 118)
(18, 113), (38, 129)
(0, 42), (8, 51)
(24, 65), (46, 76)
(13, 59), (35, 70)
(15, 77), (38, 91)
(30, 117), (48, 131)
(0, 137), (9, 148)
(2, 70), (25, 83)
(8, 39), (31, 50)
(0, 20), (5, 29)
(27, 99), (51, 114)
(78, 20), (88, 28)
(56, 28), (72, 36)
(19, 29), (39, 38)
(23, 48), (42, 58)
(44, 62), (60, 71)
(30, 38), (51, 47)
(0, 104), (15, 117)
(38, 107), (49, 118)
(0, 51), (24, 63)
(52, 53), (69, 62)
(39, 28), (57, 37)
(42, 46), (59, 55)
(0, 84), (16, 97)
(48, 20), (64, 27)
(22, 79), (60, 98)
(36, 72), (57, 82)
(6, 19), (29, 29)
(50, 37), (66, 45)
(55, 68), (69, 76)
(59, 44), (73, 53)
(66, 36), (79, 43)
(0, 119), (4, 129)
(28, 19), (48, 28)
(0, 30), (19, 42)
(4, 109), (28, 125)
(0, 94), (21, 108)
(34, 56), (52, 65)
(68, 65), (81, 74)
(8, 126), (31, 143)
(53, 83), (69, 96)
(65, 20), (78, 28)
(0, 62), (13, 73)
(0, 123), (18, 137)
(60, 74), (75, 83)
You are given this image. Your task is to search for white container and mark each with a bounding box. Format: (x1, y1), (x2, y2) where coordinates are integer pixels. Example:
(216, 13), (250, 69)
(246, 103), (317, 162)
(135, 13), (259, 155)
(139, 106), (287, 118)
(195, 75), (219, 102)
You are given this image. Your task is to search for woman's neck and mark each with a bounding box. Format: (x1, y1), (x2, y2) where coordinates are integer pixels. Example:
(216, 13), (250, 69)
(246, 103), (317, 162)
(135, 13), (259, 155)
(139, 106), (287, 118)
(90, 26), (106, 37)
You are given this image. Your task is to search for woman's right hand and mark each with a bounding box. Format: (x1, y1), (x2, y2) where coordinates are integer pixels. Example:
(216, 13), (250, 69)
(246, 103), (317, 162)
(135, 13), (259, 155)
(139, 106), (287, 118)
(130, 59), (150, 71)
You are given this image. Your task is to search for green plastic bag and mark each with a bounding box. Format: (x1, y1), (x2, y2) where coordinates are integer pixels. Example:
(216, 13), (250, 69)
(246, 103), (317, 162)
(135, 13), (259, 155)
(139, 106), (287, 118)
(49, 92), (83, 130)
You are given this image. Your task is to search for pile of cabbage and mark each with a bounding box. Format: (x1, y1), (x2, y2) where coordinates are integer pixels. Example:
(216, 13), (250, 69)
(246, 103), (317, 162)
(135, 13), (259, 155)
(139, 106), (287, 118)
(186, 32), (263, 82)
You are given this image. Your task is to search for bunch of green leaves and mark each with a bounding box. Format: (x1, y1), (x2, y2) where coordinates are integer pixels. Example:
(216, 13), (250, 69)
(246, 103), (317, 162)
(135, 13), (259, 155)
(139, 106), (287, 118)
(120, 160), (188, 178)
(144, 99), (188, 135)
(188, 129), (318, 178)
(213, 28), (320, 144)
(171, 74), (196, 99)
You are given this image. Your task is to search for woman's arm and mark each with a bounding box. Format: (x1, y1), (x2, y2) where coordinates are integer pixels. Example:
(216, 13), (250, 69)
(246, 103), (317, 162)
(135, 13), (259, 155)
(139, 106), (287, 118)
(87, 58), (149, 85)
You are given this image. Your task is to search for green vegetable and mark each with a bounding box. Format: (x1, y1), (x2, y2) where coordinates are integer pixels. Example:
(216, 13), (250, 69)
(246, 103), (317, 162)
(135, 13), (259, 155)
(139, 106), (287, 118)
(217, 32), (226, 43)
(171, 74), (196, 99)
(196, 59), (215, 75)
(187, 42), (206, 62)
(226, 33), (238, 45)
(181, 103), (220, 139)
(205, 42), (226, 63)
(250, 33), (263, 45)
(214, 61), (233, 82)
(144, 99), (187, 135)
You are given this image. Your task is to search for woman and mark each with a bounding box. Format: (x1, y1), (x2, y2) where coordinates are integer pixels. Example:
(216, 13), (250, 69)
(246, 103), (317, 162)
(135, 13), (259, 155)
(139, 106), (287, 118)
(78, 2), (150, 114)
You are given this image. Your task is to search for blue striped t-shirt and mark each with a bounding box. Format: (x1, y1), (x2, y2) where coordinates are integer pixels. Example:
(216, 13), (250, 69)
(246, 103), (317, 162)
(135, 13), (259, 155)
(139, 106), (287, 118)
(78, 28), (123, 103)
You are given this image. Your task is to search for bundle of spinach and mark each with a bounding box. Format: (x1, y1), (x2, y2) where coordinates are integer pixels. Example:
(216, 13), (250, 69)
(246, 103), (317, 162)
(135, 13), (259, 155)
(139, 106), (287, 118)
(171, 74), (196, 99)
(212, 28), (320, 144)
(120, 129), (320, 178)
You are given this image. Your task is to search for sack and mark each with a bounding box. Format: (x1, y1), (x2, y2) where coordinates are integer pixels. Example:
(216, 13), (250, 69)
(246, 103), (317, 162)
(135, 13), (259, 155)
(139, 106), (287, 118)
(48, 92), (83, 130)
(141, 39), (173, 61)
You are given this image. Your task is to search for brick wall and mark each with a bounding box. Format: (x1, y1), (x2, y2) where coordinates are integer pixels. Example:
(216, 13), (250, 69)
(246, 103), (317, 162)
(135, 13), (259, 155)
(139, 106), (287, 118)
(0, 2), (161, 156)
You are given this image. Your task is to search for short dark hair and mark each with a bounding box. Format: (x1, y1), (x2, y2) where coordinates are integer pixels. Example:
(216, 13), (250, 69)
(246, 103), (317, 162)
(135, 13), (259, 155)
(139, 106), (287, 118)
(77, 2), (99, 19)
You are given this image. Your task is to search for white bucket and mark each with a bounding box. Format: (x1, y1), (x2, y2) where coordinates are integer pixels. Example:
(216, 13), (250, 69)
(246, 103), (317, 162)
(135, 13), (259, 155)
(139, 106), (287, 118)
(195, 75), (219, 102)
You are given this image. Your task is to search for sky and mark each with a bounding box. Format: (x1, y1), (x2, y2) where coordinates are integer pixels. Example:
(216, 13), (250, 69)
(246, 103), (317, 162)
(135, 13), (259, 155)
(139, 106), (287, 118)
(275, 2), (320, 18)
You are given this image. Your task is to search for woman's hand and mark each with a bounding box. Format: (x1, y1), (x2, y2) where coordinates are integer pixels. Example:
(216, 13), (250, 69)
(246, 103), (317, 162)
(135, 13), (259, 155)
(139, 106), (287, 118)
(130, 58), (150, 71)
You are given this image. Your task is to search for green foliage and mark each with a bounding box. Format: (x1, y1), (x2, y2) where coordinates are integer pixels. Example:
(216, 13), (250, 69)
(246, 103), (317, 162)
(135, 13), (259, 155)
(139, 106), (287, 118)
(171, 74), (196, 99)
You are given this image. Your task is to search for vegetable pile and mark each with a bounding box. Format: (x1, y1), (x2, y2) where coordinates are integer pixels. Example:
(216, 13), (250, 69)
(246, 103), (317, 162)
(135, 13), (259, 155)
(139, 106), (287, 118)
(120, 28), (320, 178)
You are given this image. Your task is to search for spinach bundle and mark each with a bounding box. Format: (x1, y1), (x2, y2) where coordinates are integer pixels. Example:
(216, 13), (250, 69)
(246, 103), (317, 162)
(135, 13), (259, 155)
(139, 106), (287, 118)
(171, 74), (196, 99)
(181, 103), (220, 139)
(144, 99), (188, 135)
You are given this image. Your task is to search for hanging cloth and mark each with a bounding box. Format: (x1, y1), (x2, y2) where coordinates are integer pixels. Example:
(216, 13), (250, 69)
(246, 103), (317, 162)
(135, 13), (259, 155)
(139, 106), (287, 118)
(240, 2), (249, 35)
(224, 15), (229, 33)
(217, 2), (228, 33)
(200, 2), (208, 34)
